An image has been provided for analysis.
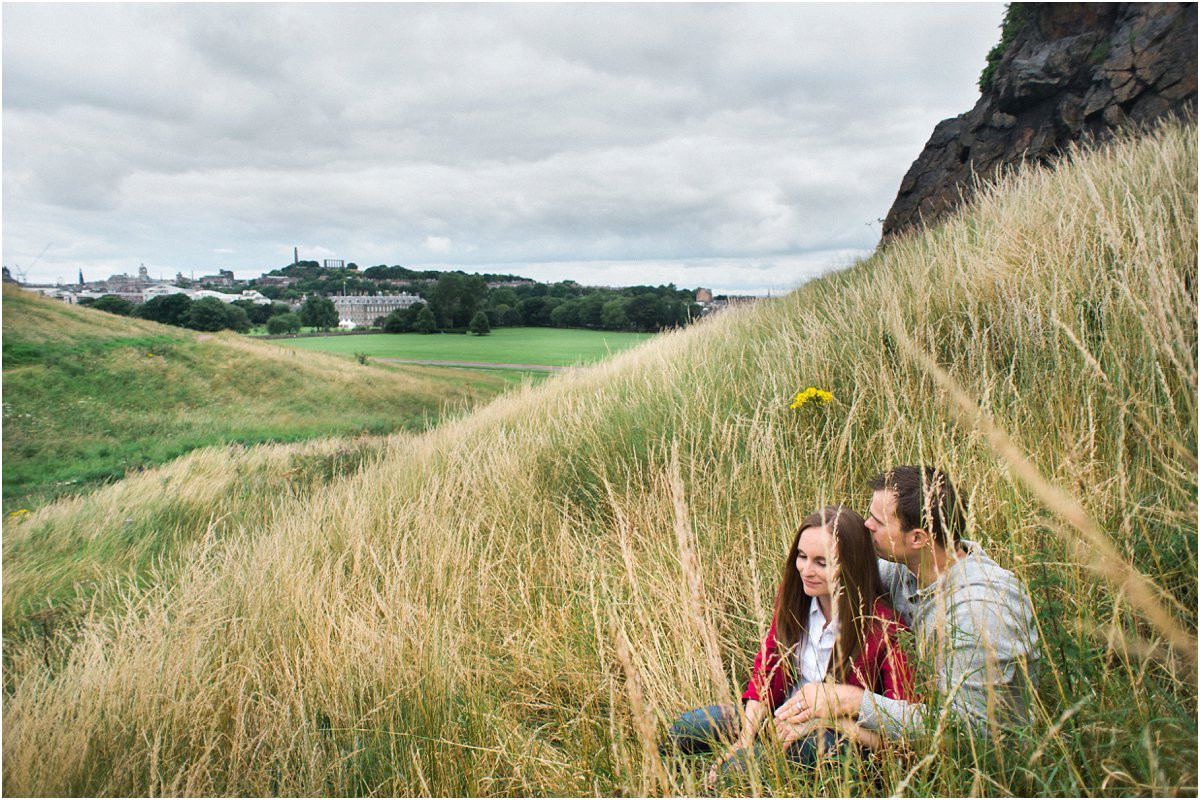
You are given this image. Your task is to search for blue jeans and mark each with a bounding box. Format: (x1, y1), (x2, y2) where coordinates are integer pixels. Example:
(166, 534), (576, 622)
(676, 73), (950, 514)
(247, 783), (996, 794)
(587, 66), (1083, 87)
(663, 704), (853, 779)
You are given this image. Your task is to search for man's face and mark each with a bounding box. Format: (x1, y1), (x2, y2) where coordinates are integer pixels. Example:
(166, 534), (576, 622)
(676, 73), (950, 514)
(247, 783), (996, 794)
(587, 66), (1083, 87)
(866, 490), (910, 563)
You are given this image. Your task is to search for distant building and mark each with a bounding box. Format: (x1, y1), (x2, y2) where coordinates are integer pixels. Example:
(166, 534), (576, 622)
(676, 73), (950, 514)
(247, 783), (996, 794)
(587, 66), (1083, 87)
(107, 289), (146, 304)
(323, 259), (345, 270)
(143, 285), (187, 301)
(238, 289), (273, 305)
(197, 269), (236, 287)
(695, 287), (713, 304)
(257, 275), (296, 286)
(98, 264), (155, 293)
(25, 286), (79, 303)
(331, 293), (422, 326)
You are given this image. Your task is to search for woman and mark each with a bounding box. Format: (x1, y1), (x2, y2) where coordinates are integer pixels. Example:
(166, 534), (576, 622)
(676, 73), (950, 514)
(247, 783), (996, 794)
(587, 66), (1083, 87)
(664, 506), (915, 787)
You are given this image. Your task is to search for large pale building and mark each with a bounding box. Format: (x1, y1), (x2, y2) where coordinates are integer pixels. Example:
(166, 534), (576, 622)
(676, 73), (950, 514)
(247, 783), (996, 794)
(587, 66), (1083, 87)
(332, 293), (422, 326)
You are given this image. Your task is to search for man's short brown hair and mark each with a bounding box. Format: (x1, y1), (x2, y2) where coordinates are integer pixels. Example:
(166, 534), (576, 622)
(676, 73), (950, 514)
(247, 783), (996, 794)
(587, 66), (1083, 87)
(869, 465), (966, 546)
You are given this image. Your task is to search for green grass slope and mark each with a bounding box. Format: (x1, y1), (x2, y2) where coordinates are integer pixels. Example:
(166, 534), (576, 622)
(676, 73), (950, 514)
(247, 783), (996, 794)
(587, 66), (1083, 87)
(2, 286), (509, 508)
(3, 122), (1195, 796)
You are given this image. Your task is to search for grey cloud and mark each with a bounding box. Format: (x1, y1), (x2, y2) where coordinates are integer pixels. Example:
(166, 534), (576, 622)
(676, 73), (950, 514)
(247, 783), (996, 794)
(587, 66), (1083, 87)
(3, 3), (1005, 289)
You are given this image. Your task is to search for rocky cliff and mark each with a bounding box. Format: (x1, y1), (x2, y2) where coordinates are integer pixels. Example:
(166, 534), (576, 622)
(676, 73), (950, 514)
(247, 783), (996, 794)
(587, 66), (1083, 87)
(883, 3), (1196, 239)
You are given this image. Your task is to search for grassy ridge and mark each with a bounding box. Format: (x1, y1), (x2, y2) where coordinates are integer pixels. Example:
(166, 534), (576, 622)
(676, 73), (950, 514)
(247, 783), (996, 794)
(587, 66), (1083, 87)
(2, 286), (510, 508)
(2, 122), (1195, 796)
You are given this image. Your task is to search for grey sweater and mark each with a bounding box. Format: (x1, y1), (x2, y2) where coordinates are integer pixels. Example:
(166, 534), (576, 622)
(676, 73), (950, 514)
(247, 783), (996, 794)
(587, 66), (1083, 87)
(857, 541), (1039, 739)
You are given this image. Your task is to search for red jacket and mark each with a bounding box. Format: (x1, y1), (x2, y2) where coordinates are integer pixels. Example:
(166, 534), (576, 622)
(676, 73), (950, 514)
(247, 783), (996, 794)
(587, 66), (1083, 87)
(742, 598), (916, 708)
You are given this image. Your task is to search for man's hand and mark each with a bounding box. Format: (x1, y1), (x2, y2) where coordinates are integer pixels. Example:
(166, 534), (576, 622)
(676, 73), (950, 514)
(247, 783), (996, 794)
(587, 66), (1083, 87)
(771, 716), (812, 746)
(773, 683), (864, 726)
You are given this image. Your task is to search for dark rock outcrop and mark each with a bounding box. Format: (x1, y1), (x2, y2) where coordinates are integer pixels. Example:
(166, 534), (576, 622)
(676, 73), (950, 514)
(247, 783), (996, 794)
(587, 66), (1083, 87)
(883, 3), (1196, 239)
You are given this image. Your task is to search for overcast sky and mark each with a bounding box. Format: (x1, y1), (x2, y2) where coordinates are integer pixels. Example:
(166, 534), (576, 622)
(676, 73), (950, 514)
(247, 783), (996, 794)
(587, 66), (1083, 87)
(4, 3), (1003, 293)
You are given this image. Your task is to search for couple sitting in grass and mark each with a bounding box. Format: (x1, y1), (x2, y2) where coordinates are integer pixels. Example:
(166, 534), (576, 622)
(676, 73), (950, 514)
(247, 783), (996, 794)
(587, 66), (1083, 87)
(666, 466), (1039, 789)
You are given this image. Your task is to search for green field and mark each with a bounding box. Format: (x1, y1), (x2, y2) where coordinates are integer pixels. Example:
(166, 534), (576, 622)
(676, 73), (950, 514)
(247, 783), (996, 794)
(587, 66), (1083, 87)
(270, 327), (655, 367)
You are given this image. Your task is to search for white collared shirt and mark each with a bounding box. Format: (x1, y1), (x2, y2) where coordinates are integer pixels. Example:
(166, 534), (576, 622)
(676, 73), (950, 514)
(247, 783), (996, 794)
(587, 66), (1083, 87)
(796, 600), (838, 685)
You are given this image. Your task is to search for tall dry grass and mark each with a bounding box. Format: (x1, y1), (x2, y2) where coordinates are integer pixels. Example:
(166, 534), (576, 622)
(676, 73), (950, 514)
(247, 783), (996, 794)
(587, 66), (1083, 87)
(3, 121), (1195, 796)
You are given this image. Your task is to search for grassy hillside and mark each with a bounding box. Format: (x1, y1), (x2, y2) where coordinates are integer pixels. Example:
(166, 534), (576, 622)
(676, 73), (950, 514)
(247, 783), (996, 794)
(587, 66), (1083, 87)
(2, 286), (510, 509)
(3, 122), (1195, 796)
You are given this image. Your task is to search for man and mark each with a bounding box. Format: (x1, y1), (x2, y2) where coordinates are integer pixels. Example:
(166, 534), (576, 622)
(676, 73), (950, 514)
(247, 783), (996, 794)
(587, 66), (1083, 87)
(774, 465), (1039, 742)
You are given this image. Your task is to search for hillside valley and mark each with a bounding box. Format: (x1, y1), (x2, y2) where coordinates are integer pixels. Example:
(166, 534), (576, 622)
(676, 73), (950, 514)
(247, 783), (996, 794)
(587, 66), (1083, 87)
(2, 284), (510, 509)
(3, 122), (1195, 796)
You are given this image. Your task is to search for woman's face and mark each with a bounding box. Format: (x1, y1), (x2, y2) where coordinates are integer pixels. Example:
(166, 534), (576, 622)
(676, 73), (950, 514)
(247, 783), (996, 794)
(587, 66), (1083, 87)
(795, 524), (834, 599)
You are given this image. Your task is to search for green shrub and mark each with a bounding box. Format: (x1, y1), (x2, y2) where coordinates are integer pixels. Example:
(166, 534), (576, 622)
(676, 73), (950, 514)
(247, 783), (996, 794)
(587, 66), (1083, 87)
(979, 4), (1028, 93)
(90, 295), (136, 317)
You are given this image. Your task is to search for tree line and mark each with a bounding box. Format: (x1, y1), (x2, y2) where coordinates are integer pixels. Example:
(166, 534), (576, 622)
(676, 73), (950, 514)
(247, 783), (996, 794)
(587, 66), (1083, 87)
(81, 293), (338, 335)
(373, 272), (702, 334)
(246, 263), (703, 333)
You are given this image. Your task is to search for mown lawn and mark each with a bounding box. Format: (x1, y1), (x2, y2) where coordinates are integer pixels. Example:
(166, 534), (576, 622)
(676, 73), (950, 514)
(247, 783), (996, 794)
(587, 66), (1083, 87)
(270, 327), (655, 366)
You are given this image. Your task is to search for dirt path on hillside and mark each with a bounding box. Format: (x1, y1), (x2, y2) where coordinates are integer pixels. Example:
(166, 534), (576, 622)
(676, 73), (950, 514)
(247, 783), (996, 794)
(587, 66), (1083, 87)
(374, 357), (572, 372)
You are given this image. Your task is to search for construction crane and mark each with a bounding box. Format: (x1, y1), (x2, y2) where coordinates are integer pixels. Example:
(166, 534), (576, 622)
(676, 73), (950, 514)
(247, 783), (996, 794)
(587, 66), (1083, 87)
(11, 243), (52, 284)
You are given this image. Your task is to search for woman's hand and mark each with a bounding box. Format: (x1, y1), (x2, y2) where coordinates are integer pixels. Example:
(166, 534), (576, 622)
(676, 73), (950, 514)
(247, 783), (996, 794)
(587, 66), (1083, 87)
(774, 682), (864, 726)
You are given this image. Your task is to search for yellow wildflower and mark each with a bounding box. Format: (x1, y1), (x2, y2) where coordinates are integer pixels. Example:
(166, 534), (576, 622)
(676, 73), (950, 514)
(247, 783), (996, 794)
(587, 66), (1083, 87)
(790, 386), (834, 410)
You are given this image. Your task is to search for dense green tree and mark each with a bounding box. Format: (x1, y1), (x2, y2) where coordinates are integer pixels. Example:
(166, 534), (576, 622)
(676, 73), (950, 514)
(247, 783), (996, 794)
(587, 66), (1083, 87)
(229, 298), (272, 326)
(499, 304), (523, 326)
(468, 310), (491, 336)
(430, 272), (486, 327)
(517, 296), (563, 327)
(138, 293), (192, 326)
(91, 295), (136, 316)
(300, 295), (339, 330)
(267, 313), (301, 334)
(487, 287), (519, 308)
(626, 294), (665, 332)
(548, 280), (583, 299)
(187, 297), (231, 331)
(487, 303), (520, 327)
(413, 305), (438, 334)
(550, 298), (584, 328)
(383, 306), (411, 333)
(600, 297), (630, 330)
(223, 303), (251, 333)
(514, 282), (547, 300)
(580, 293), (610, 328)
(457, 274), (487, 325)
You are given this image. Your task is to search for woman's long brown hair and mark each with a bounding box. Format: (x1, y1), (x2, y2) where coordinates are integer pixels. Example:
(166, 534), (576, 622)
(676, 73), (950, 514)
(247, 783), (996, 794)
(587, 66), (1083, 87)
(773, 505), (890, 684)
